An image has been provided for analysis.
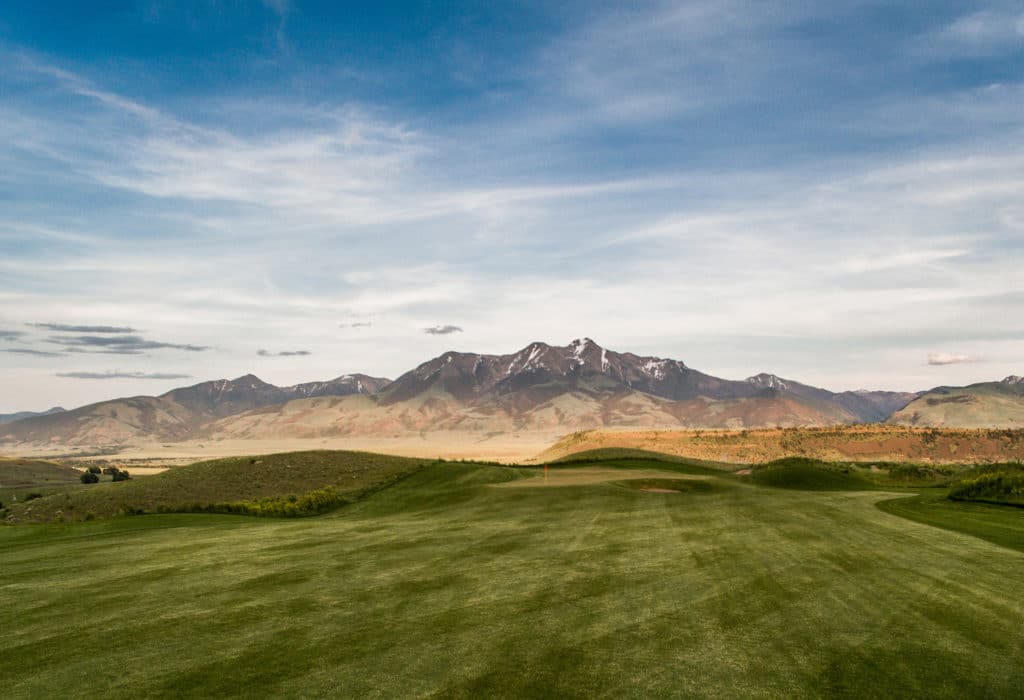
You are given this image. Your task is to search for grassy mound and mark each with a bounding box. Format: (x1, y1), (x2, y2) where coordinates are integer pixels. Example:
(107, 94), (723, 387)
(0, 457), (85, 511)
(748, 457), (875, 491)
(4, 451), (430, 523)
(0, 457), (82, 486)
(548, 447), (729, 469)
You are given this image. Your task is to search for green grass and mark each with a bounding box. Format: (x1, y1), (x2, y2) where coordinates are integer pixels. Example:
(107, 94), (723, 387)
(877, 493), (1024, 553)
(0, 457), (81, 484)
(742, 457), (1015, 491)
(549, 453), (737, 479)
(748, 457), (877, 491)
(0, 458), (84, 507)
(3, 455), (1024, 697)
(3, 451), (430, 523)
(609, 477), (726, 494)
(549, 447), (735, 471)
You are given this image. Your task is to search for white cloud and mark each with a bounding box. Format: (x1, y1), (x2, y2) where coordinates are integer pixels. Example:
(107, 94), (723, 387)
(927, 352), (978, 366)
(931, 9), (1024, 55)
(261, 0), (288, 17)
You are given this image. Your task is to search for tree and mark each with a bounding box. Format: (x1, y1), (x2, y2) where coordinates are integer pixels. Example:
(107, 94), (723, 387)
(80, 471), (99, 484)
(112, 469), (131, 482)
(87, 466), (101, 474)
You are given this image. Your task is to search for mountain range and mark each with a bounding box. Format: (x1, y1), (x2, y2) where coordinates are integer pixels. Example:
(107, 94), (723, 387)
(0, 338), (1018, 447)
(0, 374), (388, 445)
(0, 407), (65, 425)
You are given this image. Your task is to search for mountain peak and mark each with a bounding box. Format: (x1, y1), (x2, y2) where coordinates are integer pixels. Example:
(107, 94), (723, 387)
(747, 373), (789, 391)
(223, 374), (273, 389)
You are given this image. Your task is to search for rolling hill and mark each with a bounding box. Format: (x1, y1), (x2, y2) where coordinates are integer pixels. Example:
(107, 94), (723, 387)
(2, 450), (427, 523)
(888, 376), (1024, 428)
(0, 374), (390, 446)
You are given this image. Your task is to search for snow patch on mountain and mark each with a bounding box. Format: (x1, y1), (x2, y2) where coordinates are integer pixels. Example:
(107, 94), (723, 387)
(748, 373), (789, 391)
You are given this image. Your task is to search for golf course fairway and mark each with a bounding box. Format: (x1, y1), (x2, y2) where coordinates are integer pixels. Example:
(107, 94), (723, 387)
(2, 457), (1023, 698)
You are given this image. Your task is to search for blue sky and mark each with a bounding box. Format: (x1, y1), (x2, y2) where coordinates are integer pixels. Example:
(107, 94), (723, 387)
(1, 1), (1022, 411)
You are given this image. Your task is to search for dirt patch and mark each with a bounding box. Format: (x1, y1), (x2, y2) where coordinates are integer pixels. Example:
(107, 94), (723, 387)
(640, 487), (681, 493)
(735, 469), (753, 476)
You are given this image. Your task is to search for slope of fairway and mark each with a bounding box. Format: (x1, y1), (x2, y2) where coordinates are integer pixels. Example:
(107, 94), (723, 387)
(877, 494), (1024, 553)
(3, 451), (429, 523)
(2, 458), (1024, 698)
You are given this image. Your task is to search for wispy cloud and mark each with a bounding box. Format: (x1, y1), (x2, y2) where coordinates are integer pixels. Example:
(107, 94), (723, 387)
(928, 352), (978, 366)
(339, 322), (372, 328)
(2, 348), (64, 357)
(56, 371), (193, 380)
(925, 9), (1024, 56)
(257, 349), (311, 356)
(45, 335), (209, 353)
(261, 0), (289, 16)
(30, 323), (136, 333)
(424, 325), (463, 335)
(0, 330), (24, 340)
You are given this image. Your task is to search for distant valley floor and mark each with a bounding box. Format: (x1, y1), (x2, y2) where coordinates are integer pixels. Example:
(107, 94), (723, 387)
(0, 431), (563, 467)
(2, 424), (1023, 469)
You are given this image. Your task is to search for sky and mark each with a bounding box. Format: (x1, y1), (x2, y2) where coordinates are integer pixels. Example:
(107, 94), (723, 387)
(0, 0), (1022, 412)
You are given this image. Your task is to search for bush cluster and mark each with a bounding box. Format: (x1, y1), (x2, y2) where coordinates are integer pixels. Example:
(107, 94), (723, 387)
(949, 471), (1024, 506)
(80, 472), (99, 484)
(101, 466), (131, 481)
(183, 487), (346, 518)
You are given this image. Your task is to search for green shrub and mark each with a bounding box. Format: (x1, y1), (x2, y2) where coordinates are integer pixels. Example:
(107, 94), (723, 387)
(80, 472), (100, 484)
(949, 471), (1024, 506)
(87, 466), (102, 474)
(111, 469), (131, 482)
(186, 486), (347, 518)
(25, 492), (43, 501)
